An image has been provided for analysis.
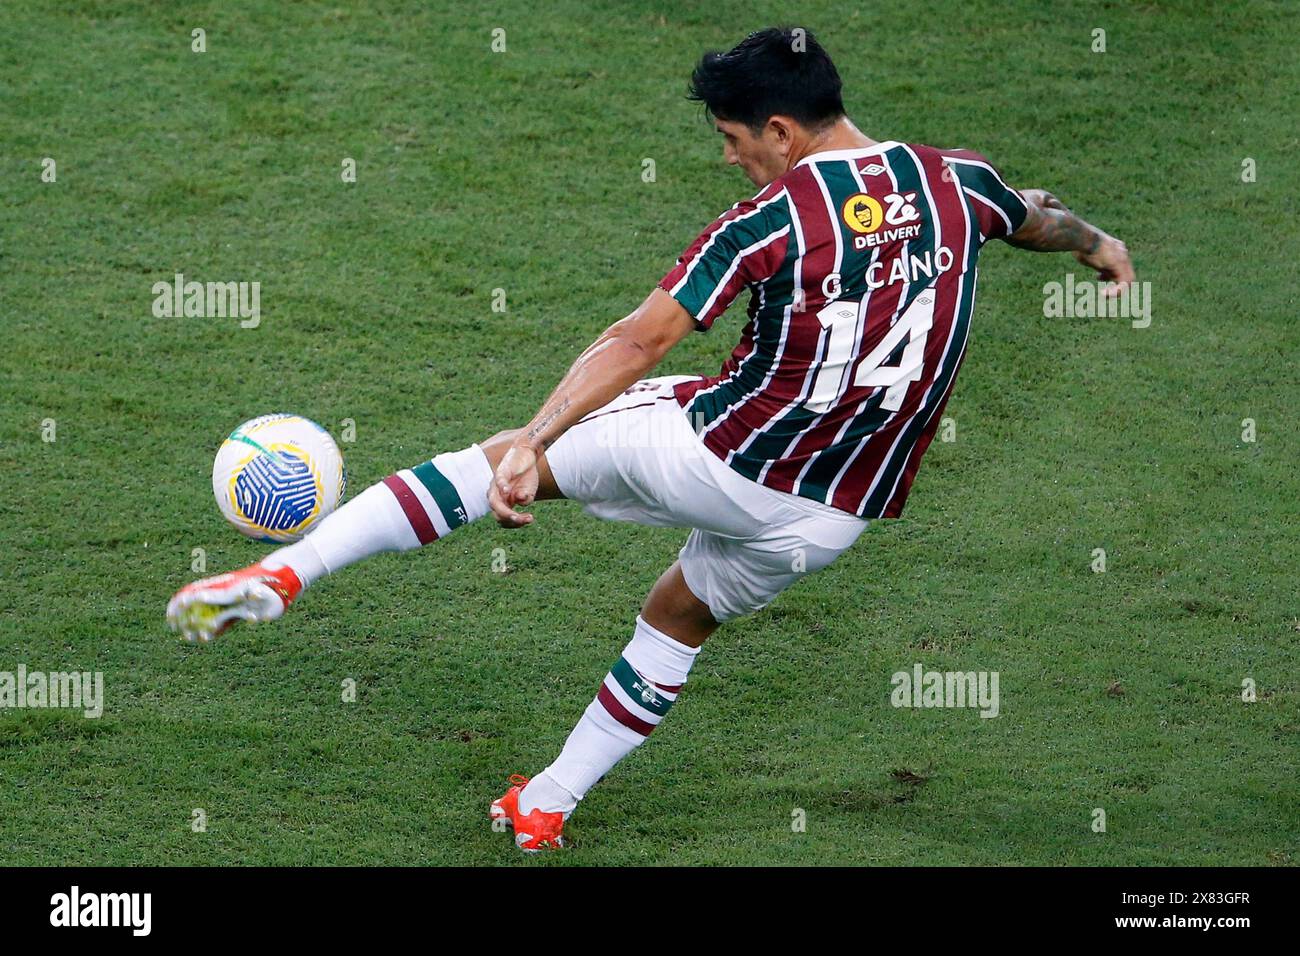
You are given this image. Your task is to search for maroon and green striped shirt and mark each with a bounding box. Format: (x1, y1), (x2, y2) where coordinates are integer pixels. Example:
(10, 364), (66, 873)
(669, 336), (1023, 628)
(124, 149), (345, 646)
(658, 142), (1028, 518)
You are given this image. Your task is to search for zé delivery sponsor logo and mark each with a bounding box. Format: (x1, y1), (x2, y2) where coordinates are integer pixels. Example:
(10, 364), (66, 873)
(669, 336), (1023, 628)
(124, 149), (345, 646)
(841, 190), (923, 249)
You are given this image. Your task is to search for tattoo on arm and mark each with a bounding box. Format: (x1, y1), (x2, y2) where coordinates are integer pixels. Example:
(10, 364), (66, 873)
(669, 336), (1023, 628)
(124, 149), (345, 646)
(524, 397), (570, 450)
(1007, 195), (1103, 253)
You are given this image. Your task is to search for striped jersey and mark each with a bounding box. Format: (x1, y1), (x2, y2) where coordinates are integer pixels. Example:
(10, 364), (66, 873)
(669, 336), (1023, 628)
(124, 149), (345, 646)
(658, 142), (1029, 518)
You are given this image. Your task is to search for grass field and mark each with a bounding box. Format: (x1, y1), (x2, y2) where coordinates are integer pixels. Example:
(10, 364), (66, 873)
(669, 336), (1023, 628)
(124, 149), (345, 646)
(2, 0), (1297, 866)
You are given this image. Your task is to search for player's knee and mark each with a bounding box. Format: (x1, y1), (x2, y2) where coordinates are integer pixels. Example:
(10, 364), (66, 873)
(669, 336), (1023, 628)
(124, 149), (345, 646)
(680, 599), (721, 632)
(642, 568), (718, 640)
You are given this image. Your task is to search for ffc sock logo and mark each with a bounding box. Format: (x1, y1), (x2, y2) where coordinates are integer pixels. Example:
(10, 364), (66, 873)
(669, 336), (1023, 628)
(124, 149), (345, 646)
(50, 886), (151, 937)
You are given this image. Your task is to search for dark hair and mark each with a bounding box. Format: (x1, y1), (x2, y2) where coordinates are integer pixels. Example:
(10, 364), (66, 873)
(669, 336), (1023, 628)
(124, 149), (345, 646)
(687, 27), (845, 133)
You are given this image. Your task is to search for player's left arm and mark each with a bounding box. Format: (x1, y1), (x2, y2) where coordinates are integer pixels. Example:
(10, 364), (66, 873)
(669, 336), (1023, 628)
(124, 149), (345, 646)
(1006, 188), (1136, 291)
(488, 288), (695, 527)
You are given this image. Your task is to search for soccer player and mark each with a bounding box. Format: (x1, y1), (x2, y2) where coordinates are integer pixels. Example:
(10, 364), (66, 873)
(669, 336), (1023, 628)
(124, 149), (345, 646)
(168, 28), (1135, 850)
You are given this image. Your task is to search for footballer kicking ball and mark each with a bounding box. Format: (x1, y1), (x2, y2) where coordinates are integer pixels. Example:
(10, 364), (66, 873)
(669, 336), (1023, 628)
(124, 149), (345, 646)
(212, 413), (346, 543)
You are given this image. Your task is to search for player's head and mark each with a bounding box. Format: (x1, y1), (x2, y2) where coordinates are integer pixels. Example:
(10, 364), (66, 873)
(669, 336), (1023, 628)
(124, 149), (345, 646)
(688, 27), (846, 187)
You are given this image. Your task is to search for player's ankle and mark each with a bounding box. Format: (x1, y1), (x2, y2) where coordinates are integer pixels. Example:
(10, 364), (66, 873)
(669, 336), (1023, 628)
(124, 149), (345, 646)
(255, 561), (307, 608)
(518, 771), (579, 818)
(262, 537), (327, 591)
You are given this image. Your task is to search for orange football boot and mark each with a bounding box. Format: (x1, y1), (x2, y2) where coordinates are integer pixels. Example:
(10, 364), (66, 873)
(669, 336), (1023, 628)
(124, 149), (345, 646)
(489, 775), (566, 852)
(166, 562), (303, 643)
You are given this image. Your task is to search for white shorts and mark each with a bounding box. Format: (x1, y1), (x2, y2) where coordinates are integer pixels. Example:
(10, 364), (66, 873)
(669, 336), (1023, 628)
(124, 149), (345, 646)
(544, 376), (869, 622)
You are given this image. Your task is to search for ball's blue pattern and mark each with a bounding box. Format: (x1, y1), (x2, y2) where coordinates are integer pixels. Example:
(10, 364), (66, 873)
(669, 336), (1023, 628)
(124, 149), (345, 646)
(233, 450), (318, 532)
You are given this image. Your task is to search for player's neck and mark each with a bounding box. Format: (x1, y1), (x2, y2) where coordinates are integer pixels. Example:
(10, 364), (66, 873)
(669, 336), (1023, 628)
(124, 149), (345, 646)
(789, 117), (878, 170)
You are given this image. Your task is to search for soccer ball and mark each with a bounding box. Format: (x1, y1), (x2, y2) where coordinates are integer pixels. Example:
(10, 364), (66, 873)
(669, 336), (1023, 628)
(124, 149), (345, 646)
(212, 414), (346, 543)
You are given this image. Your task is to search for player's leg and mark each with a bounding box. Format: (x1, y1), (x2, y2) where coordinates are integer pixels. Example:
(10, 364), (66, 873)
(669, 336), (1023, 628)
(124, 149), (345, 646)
(166, 428), (562, 641)
(168, 369), (701, 642)
(493, 560), (716, 850)
(167, 373), (698, 641)
(262, 426), (562, 581)
(497, 510), (868, 848)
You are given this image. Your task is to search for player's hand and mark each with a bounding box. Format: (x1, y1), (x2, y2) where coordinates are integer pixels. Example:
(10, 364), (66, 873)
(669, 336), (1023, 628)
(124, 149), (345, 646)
(488, 442), (539, 528)
(1075, 234), (1135, 297)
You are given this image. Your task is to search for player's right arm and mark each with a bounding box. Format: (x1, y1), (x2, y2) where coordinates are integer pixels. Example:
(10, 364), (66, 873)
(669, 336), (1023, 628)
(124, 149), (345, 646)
(487, 288), (696, 528)
(1006, 188), (1135, 290)
(487, 193), (784, 528)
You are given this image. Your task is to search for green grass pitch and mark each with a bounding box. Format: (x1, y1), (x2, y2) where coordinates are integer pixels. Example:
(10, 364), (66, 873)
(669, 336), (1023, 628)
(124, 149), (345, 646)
(1, 0), (1297, 866)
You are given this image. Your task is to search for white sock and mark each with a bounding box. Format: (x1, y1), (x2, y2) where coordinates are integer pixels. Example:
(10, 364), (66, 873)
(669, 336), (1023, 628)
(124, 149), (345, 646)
(263, 444), (493, 588)
(520, 615), (701, 815)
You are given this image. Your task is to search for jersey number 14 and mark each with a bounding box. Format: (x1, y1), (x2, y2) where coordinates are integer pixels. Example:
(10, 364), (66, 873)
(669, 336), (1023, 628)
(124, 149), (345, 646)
(804, 289), (936, 415)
